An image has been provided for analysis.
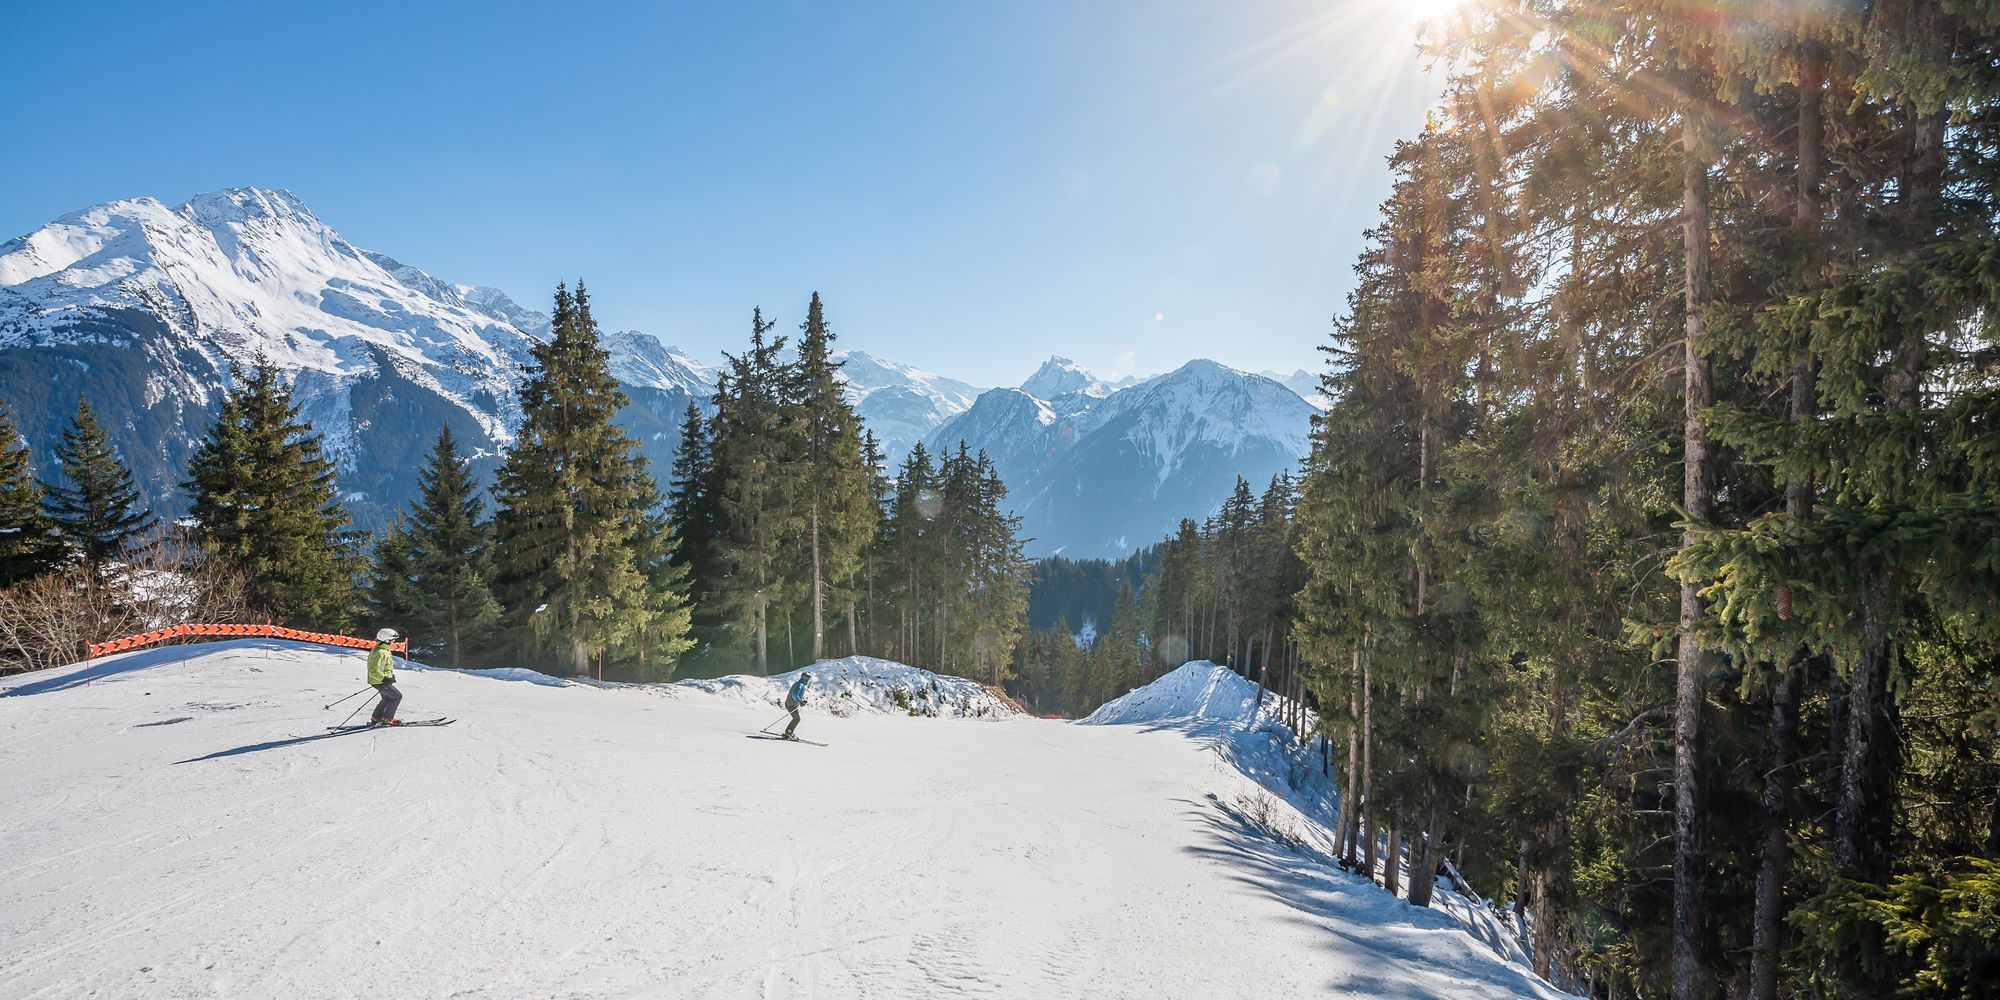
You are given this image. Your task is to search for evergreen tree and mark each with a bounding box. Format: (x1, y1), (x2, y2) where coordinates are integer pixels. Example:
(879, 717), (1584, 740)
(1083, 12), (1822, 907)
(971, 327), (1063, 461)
(787, 293), (878, 662)
(0, 405), (60, 587)
(491, 282), (691, 675)
(624, 475), (696, 680)
(707, 308), (800, 673)
(363, 518), (426, 628)
(44, 397), (155, 580)
(398, 426), (501, 666)
(185, 360), (358, 626)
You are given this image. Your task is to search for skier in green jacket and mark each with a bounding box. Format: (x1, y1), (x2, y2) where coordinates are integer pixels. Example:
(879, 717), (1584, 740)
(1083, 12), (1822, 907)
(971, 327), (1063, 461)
(368, 628), (403, 727)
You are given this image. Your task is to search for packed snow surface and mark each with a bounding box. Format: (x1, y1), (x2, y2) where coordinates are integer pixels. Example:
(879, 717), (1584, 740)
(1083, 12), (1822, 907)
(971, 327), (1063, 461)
(0, 642), (1562, 999)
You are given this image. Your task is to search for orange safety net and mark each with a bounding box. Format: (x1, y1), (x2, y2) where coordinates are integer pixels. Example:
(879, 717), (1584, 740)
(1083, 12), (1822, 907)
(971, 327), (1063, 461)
(86, 623), (410, 659)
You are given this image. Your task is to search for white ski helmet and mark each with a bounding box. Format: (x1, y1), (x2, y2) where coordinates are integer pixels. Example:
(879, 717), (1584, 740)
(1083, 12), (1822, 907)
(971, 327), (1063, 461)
(376, 628), (399, 643)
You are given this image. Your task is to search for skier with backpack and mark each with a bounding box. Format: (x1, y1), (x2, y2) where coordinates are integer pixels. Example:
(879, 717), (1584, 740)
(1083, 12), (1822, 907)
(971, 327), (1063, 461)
(782, 672), (811, 741)
(368, 628), (403, 727)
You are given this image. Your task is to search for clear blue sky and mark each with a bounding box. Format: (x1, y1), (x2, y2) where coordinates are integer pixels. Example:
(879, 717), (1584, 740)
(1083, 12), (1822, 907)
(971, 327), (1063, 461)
(0, 0), (1440, 384)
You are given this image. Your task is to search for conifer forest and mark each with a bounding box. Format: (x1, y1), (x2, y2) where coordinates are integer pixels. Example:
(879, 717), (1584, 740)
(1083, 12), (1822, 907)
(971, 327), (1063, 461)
(1, 2), (1997, 996)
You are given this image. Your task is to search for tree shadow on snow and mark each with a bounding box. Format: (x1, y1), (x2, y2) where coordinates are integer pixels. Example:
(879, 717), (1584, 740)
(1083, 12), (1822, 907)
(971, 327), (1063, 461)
(173, 727), (374, 764)
(2, 644), (225, 698)
(1176, 793), (1561, 999)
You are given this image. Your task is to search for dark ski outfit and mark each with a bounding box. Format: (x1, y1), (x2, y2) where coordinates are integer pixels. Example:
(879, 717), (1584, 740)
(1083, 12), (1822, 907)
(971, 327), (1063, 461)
(367, 641), (402, 725)
(782, 675), (810, 739)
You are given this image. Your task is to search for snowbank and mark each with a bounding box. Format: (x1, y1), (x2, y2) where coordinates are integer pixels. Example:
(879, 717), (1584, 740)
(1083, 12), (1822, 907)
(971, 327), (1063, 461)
(451, 666), (572, 687)
(1084, 660), (1333, 826)
(1085, 661), (1549, 986)
(675, 655), (1017, 719)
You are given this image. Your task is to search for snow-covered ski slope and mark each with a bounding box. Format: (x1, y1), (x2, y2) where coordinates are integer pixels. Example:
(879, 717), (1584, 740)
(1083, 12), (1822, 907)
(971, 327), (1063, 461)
(0, 642), (1563, 999)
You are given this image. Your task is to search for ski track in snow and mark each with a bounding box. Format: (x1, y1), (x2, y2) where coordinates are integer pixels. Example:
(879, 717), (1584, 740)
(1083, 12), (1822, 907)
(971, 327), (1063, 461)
(0, 642), (1565, 999)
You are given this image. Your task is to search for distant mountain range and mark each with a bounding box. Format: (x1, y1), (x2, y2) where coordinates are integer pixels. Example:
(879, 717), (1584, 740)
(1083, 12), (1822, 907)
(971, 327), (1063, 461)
(0, 187), (1320, 555)
(924, 357), (1317, 558)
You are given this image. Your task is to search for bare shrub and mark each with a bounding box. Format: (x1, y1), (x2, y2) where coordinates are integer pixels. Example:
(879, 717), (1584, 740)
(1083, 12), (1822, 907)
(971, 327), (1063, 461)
(0, 535), (248, 674)
(1233, 789), (1305, 852)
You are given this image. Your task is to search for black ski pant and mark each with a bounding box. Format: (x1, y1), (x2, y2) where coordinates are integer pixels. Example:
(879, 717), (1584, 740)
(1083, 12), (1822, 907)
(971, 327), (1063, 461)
(372, 681), (403, 723)
(783, 700), (801, 738)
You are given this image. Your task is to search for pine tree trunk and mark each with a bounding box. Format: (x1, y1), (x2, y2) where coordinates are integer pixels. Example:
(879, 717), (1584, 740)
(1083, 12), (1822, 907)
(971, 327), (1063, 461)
(1672, 107), (1715, 1000)
(1384, 818), (1402, 896)
(1831, 114), (1941, 986)
(1363, 800), (1378, 887)
(810, 498), (824, 662)
(1531, 865), (1556, 979)
(1408, 800), (1440, 912)
(1514, 841), (1530, 951)
(1750, 45), (1822, 1000)
(1257, 625), (1272, 707)
(847, 600), (858, 658)
(448, 598), (461, 668)
(1835, 604), (1896, 880)
(1341, 648), (1362, 868)
(1361, 645), (1375, 876)
(1750, 652), (1803, 999)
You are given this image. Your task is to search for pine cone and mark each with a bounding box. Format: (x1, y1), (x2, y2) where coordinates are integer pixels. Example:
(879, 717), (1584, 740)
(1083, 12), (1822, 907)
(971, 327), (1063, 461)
(1774, 585), (1792, 621)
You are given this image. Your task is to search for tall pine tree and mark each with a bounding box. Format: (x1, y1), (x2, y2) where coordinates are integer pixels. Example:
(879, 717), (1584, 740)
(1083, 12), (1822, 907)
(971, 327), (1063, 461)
(492, 282), (691, 675)
(398, 426), (501, 666)
(0, 405), (60, 587)
(788, 293), (878, 662)
(185, 360), (358, 626)
(44, 397), (155, 580)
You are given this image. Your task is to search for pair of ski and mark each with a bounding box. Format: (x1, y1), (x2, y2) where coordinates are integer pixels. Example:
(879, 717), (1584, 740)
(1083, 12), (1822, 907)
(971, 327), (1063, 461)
(748, 733), (827, 747)
(327, 718), (455, 732)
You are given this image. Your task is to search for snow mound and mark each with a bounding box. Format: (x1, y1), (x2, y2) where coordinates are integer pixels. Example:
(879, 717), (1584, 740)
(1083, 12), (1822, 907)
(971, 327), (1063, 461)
(451, 666), (572, 687)
(1082, 659), (1266, 726)
(675, 656), (1017, 719)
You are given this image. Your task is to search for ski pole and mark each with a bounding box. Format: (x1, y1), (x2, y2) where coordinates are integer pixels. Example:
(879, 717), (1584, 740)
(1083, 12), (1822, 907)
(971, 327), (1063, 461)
(325, 687), (375, 711)
(335, 693), (380, 730)
(760, 714), (790, 735)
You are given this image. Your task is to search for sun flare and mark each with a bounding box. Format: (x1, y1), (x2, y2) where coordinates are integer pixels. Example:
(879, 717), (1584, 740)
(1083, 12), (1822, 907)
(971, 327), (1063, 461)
(1387, 0), (1473, 34)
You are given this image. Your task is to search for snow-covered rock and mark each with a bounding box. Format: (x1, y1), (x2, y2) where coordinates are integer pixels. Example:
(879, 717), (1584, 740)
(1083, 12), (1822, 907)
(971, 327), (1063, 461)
(926, 358), (1317, 557)
(676, 655), (1016, 719)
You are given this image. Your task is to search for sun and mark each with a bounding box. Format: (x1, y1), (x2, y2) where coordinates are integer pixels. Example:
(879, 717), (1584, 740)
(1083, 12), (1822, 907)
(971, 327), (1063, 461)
(1387, 0), (1473, 34)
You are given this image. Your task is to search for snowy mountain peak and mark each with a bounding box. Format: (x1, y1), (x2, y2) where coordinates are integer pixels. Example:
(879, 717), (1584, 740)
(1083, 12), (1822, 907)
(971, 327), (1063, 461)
(0, 186), (725, 523)
(180, 186), (320, 228)
(1260, 367), (1330, 410)
(831, 348), (984, 460)
(1020, 355), (1111, 400)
